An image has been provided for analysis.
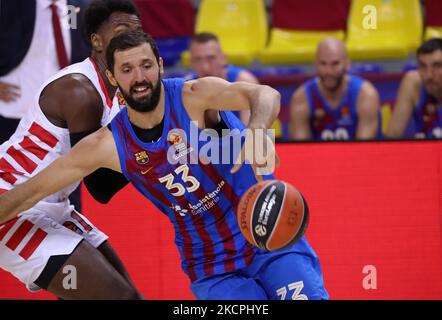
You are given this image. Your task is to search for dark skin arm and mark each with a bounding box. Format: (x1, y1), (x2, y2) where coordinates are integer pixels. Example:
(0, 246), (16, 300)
(40, 73), (128, 203)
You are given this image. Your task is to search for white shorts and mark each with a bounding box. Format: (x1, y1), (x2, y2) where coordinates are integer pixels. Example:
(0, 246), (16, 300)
(0, 200), (108, 292)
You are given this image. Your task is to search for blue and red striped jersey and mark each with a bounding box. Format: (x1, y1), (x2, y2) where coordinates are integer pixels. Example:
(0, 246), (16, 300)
(413, 86), (442, 138)
(305, 75), (365, 140)
(110, 78), (274, 282)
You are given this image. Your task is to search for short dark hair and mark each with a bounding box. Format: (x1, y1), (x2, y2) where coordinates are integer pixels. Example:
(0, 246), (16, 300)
(84, 0), (140, 43)
(417, 38), (442, 56)
(191, 32), (220, 44)
(106, 31), (160, 72)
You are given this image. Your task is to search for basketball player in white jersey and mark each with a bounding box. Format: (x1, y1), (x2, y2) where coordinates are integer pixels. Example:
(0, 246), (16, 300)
(0, 0), (143, 299)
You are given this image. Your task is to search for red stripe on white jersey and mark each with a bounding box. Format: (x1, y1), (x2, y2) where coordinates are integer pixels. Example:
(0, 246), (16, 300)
(28, 122), (58, 148)
(0, 188), (6, 195)
(0, 157), (24, 175)
(89, 57), (112, 108)
(71, 211), (93, 232)
(6, 146), (37, 174)
(0, 217), (19, 241)
(19, 136), (49, 160)
(19, 228), (47, 260)
(0, 172), (17, 185)
(5, 220), (34, 251)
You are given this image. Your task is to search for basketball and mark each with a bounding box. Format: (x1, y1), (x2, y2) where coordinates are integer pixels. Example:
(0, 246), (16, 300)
(237, 180), (309, 251)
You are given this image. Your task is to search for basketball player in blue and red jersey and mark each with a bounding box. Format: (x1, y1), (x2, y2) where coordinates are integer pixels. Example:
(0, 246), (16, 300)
(290, 37), (380, 141)
(189, 32), (259, 125)
(386, 38), (442, 139)
(0, 31), (329, 300)
(0, 0), (143, 299)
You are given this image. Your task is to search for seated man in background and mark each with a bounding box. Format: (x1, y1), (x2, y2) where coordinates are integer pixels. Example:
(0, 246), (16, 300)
(189, 32), (259, 124)
(290, 37), (380, 141)
(386, 38), (442, 139)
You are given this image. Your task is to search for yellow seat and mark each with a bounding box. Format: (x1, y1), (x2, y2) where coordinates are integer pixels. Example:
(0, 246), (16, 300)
(346, 0), (423, 60)
(258, 29), (345, 64)
(181, 0), (268, 66)
(425, 27), (442, 40)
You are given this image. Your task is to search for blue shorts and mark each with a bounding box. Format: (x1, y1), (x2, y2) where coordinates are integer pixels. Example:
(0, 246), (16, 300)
(190, 237), (329, 300)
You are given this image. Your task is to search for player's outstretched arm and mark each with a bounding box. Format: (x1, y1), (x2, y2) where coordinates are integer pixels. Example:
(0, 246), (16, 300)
(184, 76), (280, 129)
(0, 127), (118, 224)
(183, 77), (281, 179)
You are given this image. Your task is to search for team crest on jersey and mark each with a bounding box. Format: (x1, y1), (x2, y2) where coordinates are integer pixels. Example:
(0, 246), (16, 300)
(314, 108), (326, 119)
(134, 150), (149, 165)
(426, 103), (437, 116)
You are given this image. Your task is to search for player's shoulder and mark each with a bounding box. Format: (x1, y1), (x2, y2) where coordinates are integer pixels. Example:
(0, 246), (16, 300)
(397, 70), (421, 102)
(402, 70), (422, 87)
(183, 76), (228, 93)
(358, 79), (378, 98)
(291, 84), (307, 102)
(44, 73), (102, 106)
(236, 69), (259, 84)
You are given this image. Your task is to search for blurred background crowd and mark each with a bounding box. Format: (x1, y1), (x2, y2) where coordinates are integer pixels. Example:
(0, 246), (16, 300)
(1, 0), (441, 143)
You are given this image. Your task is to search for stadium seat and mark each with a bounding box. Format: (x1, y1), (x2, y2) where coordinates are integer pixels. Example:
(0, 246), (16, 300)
(425, 27), (442, 40)
(346, 0), (423, 60)
(181, 0), (268, 66)
(424, 0), (442, 40)
(134, 0), (194, 66)
(258, 0), (350, 64)
(259, 29), (345, 64)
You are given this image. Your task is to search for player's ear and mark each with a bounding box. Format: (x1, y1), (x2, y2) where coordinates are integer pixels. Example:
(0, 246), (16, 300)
(345, 57), (352, 72)
(159, 57), (165, 76)
(106, 69), (118, 87)
(91, 33), (103, 52)
(221, 52), (228, 64)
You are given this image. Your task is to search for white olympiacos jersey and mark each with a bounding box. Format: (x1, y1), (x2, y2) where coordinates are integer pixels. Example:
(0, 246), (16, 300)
(0, 57), (121, 205)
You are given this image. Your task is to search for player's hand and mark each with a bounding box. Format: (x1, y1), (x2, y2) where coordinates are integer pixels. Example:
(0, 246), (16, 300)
(230, 126), (280, 182)
(0, 82), (20, 103)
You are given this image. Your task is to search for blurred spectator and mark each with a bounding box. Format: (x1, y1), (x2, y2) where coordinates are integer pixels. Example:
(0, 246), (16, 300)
(290, 37), (380, 141)
(0, 0), (91, 144)
(386, 38), (442, 139)
(189, 32), (259, 124)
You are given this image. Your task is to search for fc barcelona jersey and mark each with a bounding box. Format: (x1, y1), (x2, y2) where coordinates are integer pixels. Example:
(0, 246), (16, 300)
(305, 75), (364, 140)
(412, 86), (442, 138)
(110, 78), (265, 282)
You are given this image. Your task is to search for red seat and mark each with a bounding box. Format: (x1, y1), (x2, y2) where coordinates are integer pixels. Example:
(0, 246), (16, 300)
(272, 0), (350, 31)
(259, 0), (350, 64)
(133, 0), (195, 66)
(425, 0), (442, 39)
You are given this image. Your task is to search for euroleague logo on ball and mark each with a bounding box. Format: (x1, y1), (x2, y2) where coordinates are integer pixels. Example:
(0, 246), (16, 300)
(254, 224), (267, 237)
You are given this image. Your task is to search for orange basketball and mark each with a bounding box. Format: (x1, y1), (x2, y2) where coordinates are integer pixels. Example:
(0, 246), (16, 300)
(237, 180), (309, 251)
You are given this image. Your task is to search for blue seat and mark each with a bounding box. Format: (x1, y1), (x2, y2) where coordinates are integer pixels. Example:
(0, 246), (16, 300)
(349, 63), (384, 75)
(155, 36), (191, 67)
(249, 66), (305, 77)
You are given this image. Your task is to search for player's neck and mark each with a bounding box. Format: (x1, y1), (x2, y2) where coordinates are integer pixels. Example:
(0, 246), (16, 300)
(90, 54), (117, 98)
(434, 92), (442, 104)
(127, 83), (165, 129)
(220, 65), (228, 80)
(319, 75), (349, 107)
